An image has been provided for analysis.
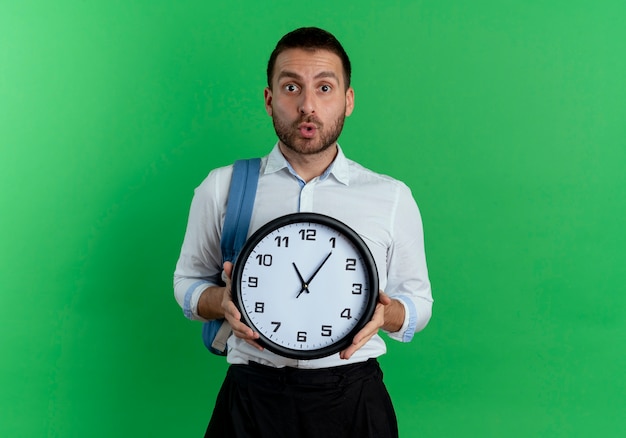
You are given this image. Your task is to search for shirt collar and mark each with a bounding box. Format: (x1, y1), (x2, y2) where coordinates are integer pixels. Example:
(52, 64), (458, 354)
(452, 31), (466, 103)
(264, 143), (350, 186)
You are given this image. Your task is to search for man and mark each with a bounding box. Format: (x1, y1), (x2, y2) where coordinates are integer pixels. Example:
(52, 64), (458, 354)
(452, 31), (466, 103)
(174, 27), (433, 438)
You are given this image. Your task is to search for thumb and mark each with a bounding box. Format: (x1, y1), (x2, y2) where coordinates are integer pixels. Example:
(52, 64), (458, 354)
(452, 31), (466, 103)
(378, 290), (392, 305)
(223, 261), (234, 280)
(221, 262), (234, 286)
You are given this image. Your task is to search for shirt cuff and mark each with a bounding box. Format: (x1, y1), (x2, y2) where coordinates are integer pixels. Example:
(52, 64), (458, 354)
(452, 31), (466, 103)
(384, 296), (417, 342)
(183, 280), (212, 321)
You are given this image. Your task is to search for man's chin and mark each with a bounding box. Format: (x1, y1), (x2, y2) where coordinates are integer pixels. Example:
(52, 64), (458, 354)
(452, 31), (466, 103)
(281, 140), (335, 156)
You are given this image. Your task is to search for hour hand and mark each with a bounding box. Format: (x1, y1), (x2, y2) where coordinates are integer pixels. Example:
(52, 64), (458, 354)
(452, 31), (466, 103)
(292, 263), (310, 298)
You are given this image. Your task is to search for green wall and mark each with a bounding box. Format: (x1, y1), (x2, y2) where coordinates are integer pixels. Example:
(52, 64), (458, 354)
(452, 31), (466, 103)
(2, 1), (625, 436)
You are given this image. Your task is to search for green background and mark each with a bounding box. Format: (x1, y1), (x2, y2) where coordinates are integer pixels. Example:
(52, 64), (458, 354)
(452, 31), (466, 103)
(2, 1), (625, 436)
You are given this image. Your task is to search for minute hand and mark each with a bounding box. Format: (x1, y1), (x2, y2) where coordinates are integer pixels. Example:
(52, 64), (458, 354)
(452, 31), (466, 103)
(297, 251), (332, 298)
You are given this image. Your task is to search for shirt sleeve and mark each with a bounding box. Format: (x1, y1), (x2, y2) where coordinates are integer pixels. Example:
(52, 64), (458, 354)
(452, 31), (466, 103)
(383, 182), (433, 342)
(173, 166), (231, 321)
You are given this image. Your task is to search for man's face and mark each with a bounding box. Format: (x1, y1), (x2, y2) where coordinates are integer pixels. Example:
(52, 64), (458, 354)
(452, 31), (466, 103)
(264, 48), (354, 156)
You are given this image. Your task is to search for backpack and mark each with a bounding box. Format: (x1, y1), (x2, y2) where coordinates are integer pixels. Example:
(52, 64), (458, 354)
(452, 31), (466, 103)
(201, 158), (261, 355)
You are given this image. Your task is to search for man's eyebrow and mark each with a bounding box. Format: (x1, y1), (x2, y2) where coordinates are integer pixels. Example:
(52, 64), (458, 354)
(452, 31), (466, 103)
(314, 71), (339, 81)
(277, 71), (303, 81)
(276, 70), (339, 82)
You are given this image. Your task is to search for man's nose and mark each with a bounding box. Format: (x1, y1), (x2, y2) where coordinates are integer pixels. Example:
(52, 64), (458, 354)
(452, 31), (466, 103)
(299, 89), (315, 115)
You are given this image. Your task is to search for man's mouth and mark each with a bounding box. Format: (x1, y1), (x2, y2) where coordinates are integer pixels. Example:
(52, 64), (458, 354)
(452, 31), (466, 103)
(298, 123), (317, 138)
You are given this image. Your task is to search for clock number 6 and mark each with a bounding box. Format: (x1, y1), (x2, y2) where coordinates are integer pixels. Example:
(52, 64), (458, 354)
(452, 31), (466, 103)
(297, 331), (307, 342)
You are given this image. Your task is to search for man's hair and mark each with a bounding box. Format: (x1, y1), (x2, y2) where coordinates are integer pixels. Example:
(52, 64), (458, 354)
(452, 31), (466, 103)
(267, 27), (352, 89)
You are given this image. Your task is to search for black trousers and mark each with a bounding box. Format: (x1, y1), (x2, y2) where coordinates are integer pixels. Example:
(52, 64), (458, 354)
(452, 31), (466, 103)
(205, 359), (398, 438)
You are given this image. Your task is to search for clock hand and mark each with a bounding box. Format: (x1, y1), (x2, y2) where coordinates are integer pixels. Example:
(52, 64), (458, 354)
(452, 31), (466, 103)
(303, 251), (333, 292)
(292, 263), (310, 298)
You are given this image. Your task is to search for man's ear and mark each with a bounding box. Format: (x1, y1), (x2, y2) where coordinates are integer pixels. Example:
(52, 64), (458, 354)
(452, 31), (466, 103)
(345, 87), (355, 117)
(264, 87), (273, 116)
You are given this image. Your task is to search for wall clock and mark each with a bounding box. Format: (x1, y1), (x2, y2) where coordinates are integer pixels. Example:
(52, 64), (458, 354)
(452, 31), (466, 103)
(231, 213), (379, 359)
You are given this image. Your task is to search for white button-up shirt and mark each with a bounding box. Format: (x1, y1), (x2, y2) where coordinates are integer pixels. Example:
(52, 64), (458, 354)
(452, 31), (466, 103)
(174, 144), (433, 369)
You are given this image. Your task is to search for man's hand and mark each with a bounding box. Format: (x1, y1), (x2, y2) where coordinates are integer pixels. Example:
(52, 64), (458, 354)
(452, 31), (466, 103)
(339, 291), (404, 360)
(220, 262), (264, 351)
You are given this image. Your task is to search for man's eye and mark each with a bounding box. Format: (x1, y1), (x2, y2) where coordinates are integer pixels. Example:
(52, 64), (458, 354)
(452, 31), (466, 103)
(320, 85), (331, 92)
(285, 84), (298, 92)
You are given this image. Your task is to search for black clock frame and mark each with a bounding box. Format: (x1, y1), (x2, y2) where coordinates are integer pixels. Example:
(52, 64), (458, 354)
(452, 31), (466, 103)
(231, 212), (379, 360)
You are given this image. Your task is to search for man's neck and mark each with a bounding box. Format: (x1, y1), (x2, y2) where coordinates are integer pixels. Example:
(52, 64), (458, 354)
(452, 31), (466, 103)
(278, 143), (338, 183)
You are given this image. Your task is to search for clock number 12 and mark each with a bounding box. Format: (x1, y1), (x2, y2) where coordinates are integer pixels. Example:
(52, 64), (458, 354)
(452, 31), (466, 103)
(299, 229), (316, 241)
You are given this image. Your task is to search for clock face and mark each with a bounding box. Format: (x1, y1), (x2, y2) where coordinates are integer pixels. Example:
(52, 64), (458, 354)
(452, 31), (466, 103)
(231, 213), (378, 359)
